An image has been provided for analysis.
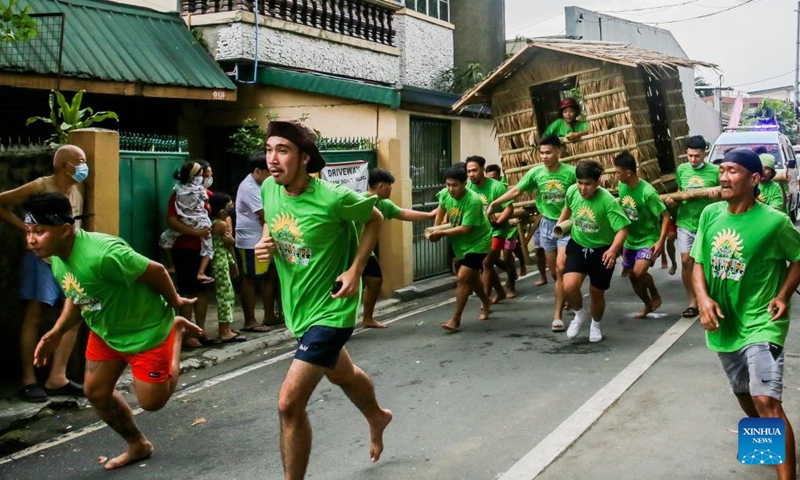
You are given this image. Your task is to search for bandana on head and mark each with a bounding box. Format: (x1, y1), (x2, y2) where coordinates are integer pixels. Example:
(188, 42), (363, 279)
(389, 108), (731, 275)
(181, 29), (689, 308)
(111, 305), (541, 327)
(24, 211), (75, 226)
(722, 148), (763, 175)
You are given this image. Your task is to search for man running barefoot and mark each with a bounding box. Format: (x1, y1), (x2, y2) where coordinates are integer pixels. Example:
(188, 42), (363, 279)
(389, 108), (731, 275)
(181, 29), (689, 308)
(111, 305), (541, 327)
(692, 148), (800, 480)
(614, 151), (670, 318)
(558, 161), (630, 342)
(255, 120), (392, 479)
(27, 193), (201, 470)
(361, 168), (436, 328)
(429, 165), (493, 331)
(489, 135), (576, 332)
(466, 156), (517, 301)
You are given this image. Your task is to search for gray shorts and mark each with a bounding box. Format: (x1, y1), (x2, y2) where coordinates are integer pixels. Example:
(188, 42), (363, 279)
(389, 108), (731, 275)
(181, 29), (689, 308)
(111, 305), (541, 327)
(718, 342), (785, 401)
(539, 216), (570, 252)
(676, 227), (696, 254)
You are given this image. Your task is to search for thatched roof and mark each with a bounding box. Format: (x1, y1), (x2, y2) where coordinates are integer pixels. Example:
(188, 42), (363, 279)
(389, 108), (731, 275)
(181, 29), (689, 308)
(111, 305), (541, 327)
(453, 39), (717, 110)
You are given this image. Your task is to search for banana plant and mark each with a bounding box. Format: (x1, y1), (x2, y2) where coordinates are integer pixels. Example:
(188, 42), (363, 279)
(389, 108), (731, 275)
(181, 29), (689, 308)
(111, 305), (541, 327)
(26, 90), (119, 145)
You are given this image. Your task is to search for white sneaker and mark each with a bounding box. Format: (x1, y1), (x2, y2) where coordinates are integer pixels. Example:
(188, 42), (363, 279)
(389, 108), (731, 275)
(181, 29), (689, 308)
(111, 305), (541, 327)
(589, 320), (603, 343)
(566, 317), (584, 339)
(551, 319), (565, 332)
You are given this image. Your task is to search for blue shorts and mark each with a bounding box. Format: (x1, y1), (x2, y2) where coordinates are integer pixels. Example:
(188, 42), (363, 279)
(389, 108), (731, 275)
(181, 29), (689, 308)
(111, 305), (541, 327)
(19, 251), (63, 306)
(539, 216), (570, 252)
(621, 247), (654, 269)
(295, 326), (354, 370)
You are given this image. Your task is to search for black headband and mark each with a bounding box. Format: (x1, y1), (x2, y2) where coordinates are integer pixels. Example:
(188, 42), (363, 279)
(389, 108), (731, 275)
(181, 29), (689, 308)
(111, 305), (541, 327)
(24, 211), (75, 226)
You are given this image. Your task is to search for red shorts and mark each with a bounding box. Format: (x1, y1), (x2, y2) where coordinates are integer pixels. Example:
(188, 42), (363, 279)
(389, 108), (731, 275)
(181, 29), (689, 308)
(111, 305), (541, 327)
(491, 236), (517, 251)
(667, 219), (677, 233)
(85, 327), (176, 384)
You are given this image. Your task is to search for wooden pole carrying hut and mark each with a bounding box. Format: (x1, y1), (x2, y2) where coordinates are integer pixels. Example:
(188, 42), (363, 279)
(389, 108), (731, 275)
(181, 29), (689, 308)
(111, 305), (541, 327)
(453, 39), (716, 192)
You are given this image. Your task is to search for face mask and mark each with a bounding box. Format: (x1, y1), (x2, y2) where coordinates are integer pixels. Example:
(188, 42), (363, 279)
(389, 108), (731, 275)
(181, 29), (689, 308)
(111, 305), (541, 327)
(192, 176), (204, 186)
(204, 176), (214, 188)
(71, 163), (89, 183)
(691, 162), (705, 170)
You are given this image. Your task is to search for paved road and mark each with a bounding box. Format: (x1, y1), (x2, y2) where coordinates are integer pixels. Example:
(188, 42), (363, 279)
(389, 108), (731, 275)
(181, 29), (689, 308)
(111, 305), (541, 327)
(0, 266), (796, 479)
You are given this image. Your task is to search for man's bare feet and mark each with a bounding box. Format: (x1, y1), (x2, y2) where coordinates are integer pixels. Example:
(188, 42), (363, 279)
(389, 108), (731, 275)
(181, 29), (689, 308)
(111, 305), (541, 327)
(196, 273), (215, 284)
(634, 303), (653, 319)
(650, 294), (663, 312)
(368, 409), (393, 462)
(535, 278), (548, 286)
(506, 290), (518, 299)
(441, 320), (461, 332)
(104, 440), (154, 470)
(491, 292), (506, 305)
(362, 319), (388, 329)
(519, 265), (528, 276)
(668, 264), (677, 276)
(479, 302), (491, 321)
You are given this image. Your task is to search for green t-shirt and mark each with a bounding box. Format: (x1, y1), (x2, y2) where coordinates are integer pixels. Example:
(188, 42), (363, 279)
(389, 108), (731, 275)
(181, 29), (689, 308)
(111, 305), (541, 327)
(262, 177), (377, 337)
(675, 162), (720, 232)
(437, 188), (492, 259)
(50, 230), (174, 354)
(618, 180), (667, 250)
(758, 181), (787, 214)
(690, 202), (800, 352)
(565, 184), (631, 248)
(468, 177), (514, 238)
(542, 118), (589, 138)
(361, 193), (402, 257)
(516, 163), (577, 221)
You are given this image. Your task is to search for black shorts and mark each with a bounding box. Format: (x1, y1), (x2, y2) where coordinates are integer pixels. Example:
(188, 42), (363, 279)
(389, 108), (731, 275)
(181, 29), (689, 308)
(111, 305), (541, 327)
(456, 252), (487, 271)
(362, 256), (382, 278)
(295, 326), (354, 369)
(563, 239), (615, 291)
(172, 247), (213, 296)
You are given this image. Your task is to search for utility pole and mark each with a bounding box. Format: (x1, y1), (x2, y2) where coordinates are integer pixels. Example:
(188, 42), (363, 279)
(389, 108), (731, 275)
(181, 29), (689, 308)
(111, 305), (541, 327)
(795, 2), (800, 126)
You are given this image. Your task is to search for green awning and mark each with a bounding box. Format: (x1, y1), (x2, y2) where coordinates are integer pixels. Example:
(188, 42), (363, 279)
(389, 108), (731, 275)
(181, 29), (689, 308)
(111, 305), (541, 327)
(1, 0), (235, 94)
(255, 67), (400, 109)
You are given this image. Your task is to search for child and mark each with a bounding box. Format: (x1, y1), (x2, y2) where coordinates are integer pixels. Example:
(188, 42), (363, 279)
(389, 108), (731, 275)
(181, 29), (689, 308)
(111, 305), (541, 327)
(558, 160), (630, 342)
(159, 161), (214, 283)
(209, 192), (244, 342)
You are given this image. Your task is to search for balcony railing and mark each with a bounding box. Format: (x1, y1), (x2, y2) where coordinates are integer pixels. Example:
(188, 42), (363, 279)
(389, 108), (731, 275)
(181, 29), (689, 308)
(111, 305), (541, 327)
(182, 0), (397, 46)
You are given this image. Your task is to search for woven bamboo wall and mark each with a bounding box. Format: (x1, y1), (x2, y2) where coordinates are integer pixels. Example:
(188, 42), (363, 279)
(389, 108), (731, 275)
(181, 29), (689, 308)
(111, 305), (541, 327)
(661, 72), (690, 169)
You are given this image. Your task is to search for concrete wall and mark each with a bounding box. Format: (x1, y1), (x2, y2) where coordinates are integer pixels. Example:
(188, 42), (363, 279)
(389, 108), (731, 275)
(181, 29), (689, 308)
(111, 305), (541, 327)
(450, 0), (505, 73)
(395, 10), (454, 89)
(564, 6), (721, 143)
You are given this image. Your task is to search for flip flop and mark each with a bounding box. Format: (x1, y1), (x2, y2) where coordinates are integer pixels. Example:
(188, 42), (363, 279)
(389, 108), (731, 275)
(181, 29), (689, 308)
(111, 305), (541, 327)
(440, 322), (460, 333)
(682, 307), (699, 318)
(241, 325), (272, 333)
(219, 334), (247, 343)
(44, 380), (84, 397)
(19, 384), (48, 403)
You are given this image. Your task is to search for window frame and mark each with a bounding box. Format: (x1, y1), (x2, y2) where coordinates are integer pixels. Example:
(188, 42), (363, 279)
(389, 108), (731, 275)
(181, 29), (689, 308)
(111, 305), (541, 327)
(404, 0), (450, 22)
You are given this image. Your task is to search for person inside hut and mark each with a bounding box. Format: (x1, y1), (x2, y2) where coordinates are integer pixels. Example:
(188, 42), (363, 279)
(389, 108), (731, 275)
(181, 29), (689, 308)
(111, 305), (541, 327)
(757, 153), (788, 214)
(541, 98), (589, 143)
(664, 135), (720, 319)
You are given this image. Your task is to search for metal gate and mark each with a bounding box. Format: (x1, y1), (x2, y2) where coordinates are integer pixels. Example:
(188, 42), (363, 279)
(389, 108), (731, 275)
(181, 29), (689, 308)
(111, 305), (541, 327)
(410, 117), (452, 280)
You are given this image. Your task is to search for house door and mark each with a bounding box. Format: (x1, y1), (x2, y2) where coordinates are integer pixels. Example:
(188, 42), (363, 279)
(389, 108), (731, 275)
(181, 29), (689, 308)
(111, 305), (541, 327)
(410, 117), (452, 280)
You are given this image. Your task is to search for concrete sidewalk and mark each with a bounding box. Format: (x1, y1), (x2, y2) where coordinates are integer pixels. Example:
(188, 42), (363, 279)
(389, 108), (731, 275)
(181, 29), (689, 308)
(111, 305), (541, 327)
(0, 274), (456, 433)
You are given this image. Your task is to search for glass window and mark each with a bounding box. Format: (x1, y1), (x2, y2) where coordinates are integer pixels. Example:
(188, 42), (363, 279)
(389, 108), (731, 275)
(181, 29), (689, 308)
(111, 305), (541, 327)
(439, 0), (449, 22)
(405, 0), (415, 10)
(405, 0), (449, 21)
(427, 0), (438, 18)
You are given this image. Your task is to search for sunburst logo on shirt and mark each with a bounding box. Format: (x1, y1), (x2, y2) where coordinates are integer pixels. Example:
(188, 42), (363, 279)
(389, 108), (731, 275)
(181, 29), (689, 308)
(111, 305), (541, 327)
(270, 213), (303, 243)
(575, 206), (596, 222)
(574, 206), (600, 233)
(620, 196), (638, 221)
(61, 272), (84, 297)
(447, 207), (461, 218)
(687, 176), (706, 189)
(545, 180), (564, 192)
(710, 228), (746, 281)
(478, 193), (488, 206)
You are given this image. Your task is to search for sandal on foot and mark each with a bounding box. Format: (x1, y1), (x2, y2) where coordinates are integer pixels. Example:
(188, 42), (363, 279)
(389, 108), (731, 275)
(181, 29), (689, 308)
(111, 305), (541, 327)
(20, 384), (48, 403)
(682, 307), (699, 318)
(241, 325), (272, 333)
(44, 380), (84, 397)
(219, 333), (248, 343)
(551, 319), (566, 332)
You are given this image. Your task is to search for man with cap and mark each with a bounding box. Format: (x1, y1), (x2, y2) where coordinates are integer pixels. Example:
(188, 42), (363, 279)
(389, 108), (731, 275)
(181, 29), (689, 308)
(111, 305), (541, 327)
(0, 144), (87, 402)
(541, 97), (589, 142)
(26, 192), (202, 470)
(757, 153), (788, 214)
(664, 135), (720, 319)
(255, 120), (392, 479)
(692, 148), (800, 480)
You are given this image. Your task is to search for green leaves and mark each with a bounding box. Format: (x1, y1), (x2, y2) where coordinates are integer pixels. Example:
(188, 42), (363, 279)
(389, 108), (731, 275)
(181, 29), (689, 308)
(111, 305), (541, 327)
(742, 99), (798, 145)
(0, 0), (37, 43)
(25, 90), (119, 145)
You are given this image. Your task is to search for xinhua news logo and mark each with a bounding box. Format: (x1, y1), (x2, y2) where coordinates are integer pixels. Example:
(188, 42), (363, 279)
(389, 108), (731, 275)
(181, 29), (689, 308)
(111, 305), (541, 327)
(738, 418), (785, 465)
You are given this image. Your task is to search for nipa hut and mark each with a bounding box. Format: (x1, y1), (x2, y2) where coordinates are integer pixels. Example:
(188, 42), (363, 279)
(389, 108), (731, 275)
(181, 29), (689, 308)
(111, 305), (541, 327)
(453, 39), (716, 192)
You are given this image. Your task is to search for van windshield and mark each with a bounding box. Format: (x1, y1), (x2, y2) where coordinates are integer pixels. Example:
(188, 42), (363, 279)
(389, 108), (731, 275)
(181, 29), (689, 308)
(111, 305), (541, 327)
(709, 144), (784, 167)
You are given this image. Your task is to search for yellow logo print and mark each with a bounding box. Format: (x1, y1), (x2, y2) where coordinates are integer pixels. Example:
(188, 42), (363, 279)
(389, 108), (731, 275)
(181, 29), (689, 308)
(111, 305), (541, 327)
(478, 193), (488, 206)
(710, 228), (746, 281)
(270, 213), (303, 242)
(711, 228), (744, 257)
(575, 206), (596, 222)
(621, 196), (636, 209)
(545, 180), (564, 191)
(687, 176), (706, 189)
(61, 272), (84, 297)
